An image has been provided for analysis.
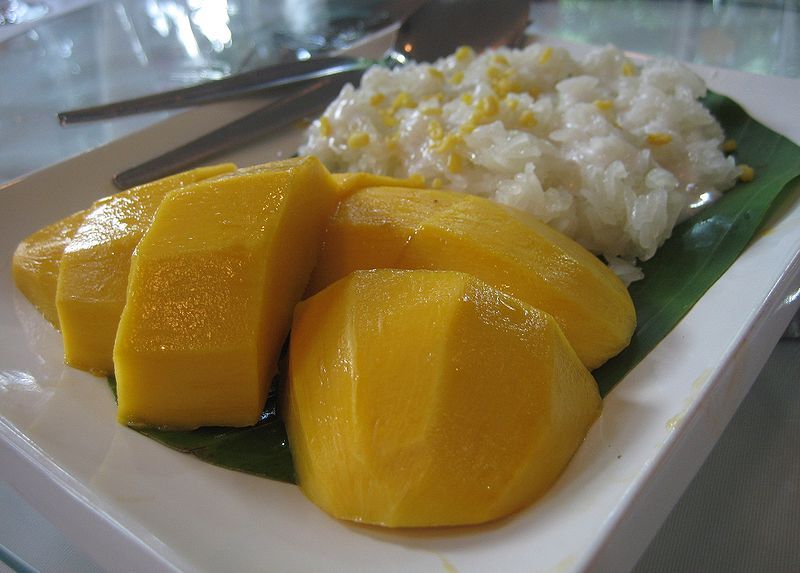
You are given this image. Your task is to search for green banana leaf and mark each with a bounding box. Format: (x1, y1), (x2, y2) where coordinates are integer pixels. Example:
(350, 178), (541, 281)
(111, 91), (800, 484)
(108, 376), (296, 482)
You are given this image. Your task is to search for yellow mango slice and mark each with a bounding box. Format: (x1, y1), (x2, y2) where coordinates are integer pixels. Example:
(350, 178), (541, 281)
(56, 163), (236, 375)
(309, 187), (635, 369)
(12, 209), (88, 328)
(404, 195), (636, 369)
(285, 269), (601, 527)
(331, 172), (424, 197)
(114, 157), (338, 429)
(305, 187), (462, 295)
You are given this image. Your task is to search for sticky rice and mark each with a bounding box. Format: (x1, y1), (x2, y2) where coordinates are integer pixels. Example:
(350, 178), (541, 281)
(300, 44), (740, 281)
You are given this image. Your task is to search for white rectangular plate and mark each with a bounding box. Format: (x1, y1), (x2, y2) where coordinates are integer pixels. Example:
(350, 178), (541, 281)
(1, 39), (799, 573)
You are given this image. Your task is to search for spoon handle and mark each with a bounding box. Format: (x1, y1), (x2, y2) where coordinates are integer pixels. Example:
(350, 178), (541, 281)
(112, 72), (361, 190)
(58, 56), (371, 124)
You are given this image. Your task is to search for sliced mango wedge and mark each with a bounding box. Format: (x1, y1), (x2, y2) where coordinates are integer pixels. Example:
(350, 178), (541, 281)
(114, 157), (338, 429)
(12, 209), (89, 329)
(309, 186), (636, 369)
(285, 269), (602, 527)
(56, 163), (236, 375)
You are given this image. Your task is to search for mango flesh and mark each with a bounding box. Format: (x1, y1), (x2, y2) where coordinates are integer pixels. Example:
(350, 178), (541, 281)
(12, 209), (88, 328)
(285, 269), (602, 527)
(306, 187), (463, 296)
(11, 165), (412, 374)
(308, 187), (635, 369)
(114, 157), (338, 429)
(330, 172), (424, 197)
(56, 163), (236, 375)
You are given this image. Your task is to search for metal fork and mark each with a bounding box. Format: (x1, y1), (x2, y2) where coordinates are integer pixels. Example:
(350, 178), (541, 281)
(57, 56), (374, 125)
(111, 71), (363, 190)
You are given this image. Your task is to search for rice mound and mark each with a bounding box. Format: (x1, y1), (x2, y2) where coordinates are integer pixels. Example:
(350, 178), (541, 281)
(300, 44), (740, 281)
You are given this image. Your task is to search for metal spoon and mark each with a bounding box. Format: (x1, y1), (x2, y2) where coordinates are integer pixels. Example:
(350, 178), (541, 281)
(110, 0), (531, 189)
(59, 0), (529, 124)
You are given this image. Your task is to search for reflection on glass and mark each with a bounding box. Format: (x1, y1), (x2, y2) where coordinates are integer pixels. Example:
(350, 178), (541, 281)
(0, 0), (422, 183)
(188, 0), (231, 52)
(0, 0), (49, 26)
(529, 0), (799, 78)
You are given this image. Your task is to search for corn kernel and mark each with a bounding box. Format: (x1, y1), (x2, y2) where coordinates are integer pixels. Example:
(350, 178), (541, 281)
(369, 93), (385, 106)
(460, 93), (474, 105)
(539, 46), (553, 65)
(431, 177), (444, 189)
(738, 164), (755, 182)
(505, 98), (519, 111)
(459, 121), (476, 134)
(622, 61), (636, 77)
(455, 46), (474, 63)
(436, 133), (463, 153)
(646, 132), (672, 146)
(519, 110), (537, 128)
(347, 132), (370, 149)
(722, 139), (737, 153)
(492, 54), (510, 66)
(428, 120), (444, 140)
(449, 71), (464, 85)
(594, 99), (614, 111)
(423, 106), (443, 116)
(428, 67), (444, 80)
(496, 78), (522, 97)
(390, 91), (417, 112)
(477, 95), (499, 117)
(487, 66), (504, 81)
(380, 111), (399, 127)
(448, 153), (463, 173)
(319, 116), (332, 137)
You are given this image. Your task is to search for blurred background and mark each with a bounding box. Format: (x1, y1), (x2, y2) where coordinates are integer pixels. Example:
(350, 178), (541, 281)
(1, 0), (797, 182)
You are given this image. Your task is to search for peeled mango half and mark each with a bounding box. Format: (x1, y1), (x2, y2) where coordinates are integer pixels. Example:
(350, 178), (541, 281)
(308, 186), (636, 369)
(285, 269), (602, 527)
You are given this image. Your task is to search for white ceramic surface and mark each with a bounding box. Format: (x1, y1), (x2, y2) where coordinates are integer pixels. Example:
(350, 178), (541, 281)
(1, 41), (798, 573)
